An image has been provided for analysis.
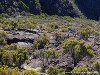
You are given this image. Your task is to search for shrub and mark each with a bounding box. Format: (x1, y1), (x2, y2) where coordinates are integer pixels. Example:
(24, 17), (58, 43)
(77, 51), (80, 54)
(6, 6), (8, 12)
(49, 22), (59, 29)
(91, 60), (100, 73)
(61, 37), (78, 52)
(0, 30), (7, 46)
(0, 65), (21, 75)
(0, 47), (28, 67)
(87, 49), (94, 56)
(22, 70), (38, 75)
(58, 68), (66, 75)
(47, 65), (58, 75)
(27, 22), (36, 29)
(10, 21), (18, 29)
(72, 64), (89, 75)
(61, 37), (93, 64)
(33, 33), (48, 49)
(77, 26), (95, 40)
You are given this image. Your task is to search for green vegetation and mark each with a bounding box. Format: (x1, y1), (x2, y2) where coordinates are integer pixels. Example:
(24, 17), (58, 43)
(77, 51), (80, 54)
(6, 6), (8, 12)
(91, 60), (100, 73)
(72, 64), (90, 75)
(33, 33), (48, 49)
(61, 37), (95, 64)
(0, 30), (7, 46)
(0, 45), (29, 67)
(0, 65), (38, 75)
(0, 15), (99, 75)
(47, 65), (58, 75)
(0, 65), (21, 75)
(77, 26), (98, 40)
(22, 70), (38, 75)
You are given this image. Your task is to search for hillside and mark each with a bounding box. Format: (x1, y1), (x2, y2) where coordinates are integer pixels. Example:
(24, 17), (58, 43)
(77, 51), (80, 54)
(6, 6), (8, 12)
(0, 0), (100, 75)
(0, 0), (100, 20)
(0, 15), (100, 75)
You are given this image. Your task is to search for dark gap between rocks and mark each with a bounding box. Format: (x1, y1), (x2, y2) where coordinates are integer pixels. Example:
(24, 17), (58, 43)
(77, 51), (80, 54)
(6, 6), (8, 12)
(6, 38), (33, 45)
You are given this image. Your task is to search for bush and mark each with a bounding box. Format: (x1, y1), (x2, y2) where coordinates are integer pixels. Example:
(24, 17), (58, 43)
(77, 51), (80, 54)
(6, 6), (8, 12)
(33, 33), (48, 49)
(77, 26), (95, 40)
(87, 49), (94, 56)
(72, 64), (89, 75)
(0, 30), (7, 46)
(61, 37), (78, 52)
(91, 60), (100, 73)
(22, 70), (38, 75)
(10, 21), (18, 29)
(0, 65), (21, 75)
(47, 65), (58, 75)
(49, 22), (59, 29)
(61, 37), (93, 64)
(0, 47), (28, 67)
(27, 22), (36, 29)
(0, 30), (7, 38)
(84, 45), (94, 56)
(58, 68), (66, 75)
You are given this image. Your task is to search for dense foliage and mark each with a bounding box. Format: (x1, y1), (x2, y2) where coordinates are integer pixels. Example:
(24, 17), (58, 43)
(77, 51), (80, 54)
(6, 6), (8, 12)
(0, 0), (100, 20)
(0, 65), (38, 75)
(0, 45), (29, 67)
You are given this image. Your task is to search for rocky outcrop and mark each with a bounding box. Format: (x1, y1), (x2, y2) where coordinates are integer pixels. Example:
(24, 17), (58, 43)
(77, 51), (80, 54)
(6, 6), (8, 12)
(39, 0), (82, 17)
(4, 28), (39, 45)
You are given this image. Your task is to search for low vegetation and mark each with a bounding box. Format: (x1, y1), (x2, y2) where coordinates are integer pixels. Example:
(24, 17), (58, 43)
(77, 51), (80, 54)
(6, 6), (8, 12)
(0, 14), (100, 75)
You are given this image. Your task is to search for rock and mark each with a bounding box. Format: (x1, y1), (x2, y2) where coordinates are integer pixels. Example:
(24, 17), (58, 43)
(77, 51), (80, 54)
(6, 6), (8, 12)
(38, 72), (47, 75)
(49, 36), (56, 44)
(25, 59), (42, 68)
(77, 56), (91, 67)
(17, 28), (38, 34)
(46, 33), (56, 44)
(6, 30), (39, 44)
(16, 42), (32, 47)
(56, 54), (74, 68)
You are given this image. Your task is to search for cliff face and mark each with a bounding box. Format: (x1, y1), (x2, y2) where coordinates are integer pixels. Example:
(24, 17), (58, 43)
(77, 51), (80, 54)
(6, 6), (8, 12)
(39, 0), (82, 17)
(0, 0), (100, 20)
(0, 0), (81, 17)
(75, 0), (100, 20)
